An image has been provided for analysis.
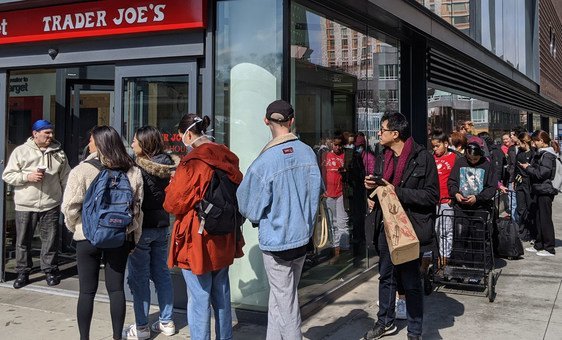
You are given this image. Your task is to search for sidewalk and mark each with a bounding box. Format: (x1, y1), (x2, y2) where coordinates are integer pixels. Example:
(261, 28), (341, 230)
(2, 196), (562, 339)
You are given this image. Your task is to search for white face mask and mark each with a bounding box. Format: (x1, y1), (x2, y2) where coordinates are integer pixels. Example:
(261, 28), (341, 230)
(181, 118), (203, 148)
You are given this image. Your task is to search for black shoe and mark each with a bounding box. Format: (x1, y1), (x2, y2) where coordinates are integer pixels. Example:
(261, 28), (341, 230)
(408, 335), (422, 340)
(13, 273), (29, 289)
(363, 323), (397, 339)
(46, 272), (61, 286)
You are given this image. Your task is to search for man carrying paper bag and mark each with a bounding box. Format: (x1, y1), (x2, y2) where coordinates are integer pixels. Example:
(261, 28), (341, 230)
(362, 113), (439, 340)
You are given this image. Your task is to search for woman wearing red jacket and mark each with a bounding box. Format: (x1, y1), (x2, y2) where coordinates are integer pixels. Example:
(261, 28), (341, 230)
(164, 113), (244, 340)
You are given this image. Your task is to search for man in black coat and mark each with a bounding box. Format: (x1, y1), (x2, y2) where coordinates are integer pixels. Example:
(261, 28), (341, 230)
(363, 112), (439, 340)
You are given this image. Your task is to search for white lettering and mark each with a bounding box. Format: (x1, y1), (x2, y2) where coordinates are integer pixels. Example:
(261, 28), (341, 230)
(96, 11), (107, 27)
(42, 17), (52, 32)
(62, 14), (74, 30)
(74, 13), (85, 29)
(84, 11), (95, 28)
(0, 18), (6, 35)
(153, 4), (166, 22)
(137, 6), (148, 23)
(113, 8), (124, 25)
(52, 15), (62, 31)
(124, 7), (137, 24)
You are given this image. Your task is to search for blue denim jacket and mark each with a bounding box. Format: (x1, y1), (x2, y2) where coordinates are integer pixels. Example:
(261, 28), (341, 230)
(237, 136), (322, 251)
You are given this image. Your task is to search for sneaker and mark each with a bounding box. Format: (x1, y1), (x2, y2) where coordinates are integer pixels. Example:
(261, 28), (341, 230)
(363, 323), (397, 339)
(122, 324), (150, 340)
(396, 299), (407, 320)
(13, 273), (29, 289)
(45, 272), (61, 286)
(525, 247), (538, 253)
(151, 320), (176, 336)
(536, 250), (555, 257)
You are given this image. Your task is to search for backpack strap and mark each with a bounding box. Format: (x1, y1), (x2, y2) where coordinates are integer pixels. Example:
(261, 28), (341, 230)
(85, 158), (105, 171)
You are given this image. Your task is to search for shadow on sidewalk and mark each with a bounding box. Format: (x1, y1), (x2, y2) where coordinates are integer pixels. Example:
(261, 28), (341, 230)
(423, 291), (465, 339)
(304, 309), (375, 339)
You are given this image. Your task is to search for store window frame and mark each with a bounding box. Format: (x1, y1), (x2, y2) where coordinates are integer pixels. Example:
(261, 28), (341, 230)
(0, 70), (7, 280)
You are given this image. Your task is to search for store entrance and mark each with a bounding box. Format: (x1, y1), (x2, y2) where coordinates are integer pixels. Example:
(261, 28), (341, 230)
(65, 80), (115, 167)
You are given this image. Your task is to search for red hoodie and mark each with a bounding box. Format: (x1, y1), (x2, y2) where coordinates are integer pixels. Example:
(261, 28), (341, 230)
(164, 143), (245, 275)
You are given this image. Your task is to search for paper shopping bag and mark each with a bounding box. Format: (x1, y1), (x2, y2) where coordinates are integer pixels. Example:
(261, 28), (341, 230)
(375, 186), (419, 265)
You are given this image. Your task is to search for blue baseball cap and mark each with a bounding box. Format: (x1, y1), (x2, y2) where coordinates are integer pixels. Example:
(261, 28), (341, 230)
(32, 119), (53, 132)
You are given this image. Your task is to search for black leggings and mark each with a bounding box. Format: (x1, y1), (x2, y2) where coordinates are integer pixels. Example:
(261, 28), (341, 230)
(76, 240), (129, 340)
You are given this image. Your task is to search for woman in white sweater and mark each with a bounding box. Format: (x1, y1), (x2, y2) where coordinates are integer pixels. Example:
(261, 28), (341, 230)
(61, 126), (143, 340)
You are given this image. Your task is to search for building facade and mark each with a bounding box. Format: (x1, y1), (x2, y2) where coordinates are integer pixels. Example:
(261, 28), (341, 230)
(0, 0), (560, 319)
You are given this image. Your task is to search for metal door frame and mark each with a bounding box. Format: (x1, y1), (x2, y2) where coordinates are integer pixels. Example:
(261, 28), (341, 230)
(0, 70), (6, 281)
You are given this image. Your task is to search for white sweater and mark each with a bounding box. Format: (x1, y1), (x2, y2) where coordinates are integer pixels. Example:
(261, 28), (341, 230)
(61, 153), (144, 243)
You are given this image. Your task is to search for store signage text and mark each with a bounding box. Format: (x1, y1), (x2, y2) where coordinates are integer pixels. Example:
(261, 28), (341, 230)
(9, 77), (29, 94)
(0, 0), (205, 45)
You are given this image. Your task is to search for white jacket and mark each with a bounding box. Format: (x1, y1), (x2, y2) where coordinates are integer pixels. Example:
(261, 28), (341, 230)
(61, 152), (144, 243)
(2, 137), (71, 212)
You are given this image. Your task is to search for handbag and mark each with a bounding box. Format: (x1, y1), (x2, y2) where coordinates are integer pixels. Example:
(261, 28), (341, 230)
(313, 197), (330, 250)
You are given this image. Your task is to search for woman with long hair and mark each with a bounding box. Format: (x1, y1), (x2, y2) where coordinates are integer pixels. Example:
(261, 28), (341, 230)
(122, 126), (180, 339)
(514, 132), (536, 241)
(164, 113), (245, 340)
(519, 130), (559, 256)
(61, 126), (144, 340)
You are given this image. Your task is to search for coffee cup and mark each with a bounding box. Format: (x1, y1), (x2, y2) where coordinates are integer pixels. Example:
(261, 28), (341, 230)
(37, 166), (47, 174)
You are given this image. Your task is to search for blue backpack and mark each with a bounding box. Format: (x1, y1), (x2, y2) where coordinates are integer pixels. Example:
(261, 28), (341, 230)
(82, 159), (134, 248)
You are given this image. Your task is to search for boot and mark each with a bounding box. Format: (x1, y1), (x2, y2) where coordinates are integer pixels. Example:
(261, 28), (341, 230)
(407, 335), (422, 340)
(13, 273), (29, 289)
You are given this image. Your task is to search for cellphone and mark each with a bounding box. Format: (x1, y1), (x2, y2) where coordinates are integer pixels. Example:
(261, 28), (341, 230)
(372, 176), (386, 186)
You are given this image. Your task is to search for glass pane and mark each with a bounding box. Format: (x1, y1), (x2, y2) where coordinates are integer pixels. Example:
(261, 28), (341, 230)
(290, 2), (400, 304)
(122, 75), (189, 156)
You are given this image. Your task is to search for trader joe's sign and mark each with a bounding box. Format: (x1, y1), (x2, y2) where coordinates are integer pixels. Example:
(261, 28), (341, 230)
(0, 0), (205, 45)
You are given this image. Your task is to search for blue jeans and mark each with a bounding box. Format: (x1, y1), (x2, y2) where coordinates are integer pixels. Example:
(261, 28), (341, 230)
(127, 227), (174, 327)
(377, 229), (423, 336)
(508, 183), (518, 223)
(182, 267), (232, 340)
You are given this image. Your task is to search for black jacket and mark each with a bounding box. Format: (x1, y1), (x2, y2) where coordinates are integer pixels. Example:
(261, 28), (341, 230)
(506, 144), (519, 183)
(448, 156), (497, 210)
(136, 153), (179, 228)
(515, 148), (535, 190)
(526, 148), (557, 195)
(368, 141), (439, 252)
(488, 143), (506, 186)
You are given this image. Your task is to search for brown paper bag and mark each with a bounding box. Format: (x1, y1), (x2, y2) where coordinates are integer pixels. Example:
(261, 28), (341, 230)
(374, 186), (419, 265)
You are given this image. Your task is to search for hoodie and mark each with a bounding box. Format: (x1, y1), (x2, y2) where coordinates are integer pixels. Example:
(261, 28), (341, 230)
(2, 137), (71, 212)
(135, 153), (179, 228)
(448, 155), (497, 210)
(164, 143), (244, 275)
(526, 146), (558, 195)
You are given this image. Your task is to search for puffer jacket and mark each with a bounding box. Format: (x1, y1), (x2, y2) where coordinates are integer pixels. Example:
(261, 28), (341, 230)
(61, 152), (144, 243)
(526, 147), (558, 195)
(2, 137), (71, 212)
(136, 154), (179, 228)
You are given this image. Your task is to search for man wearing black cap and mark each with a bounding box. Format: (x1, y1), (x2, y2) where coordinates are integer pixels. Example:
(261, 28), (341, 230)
(237, 100), (323, 340)
(2, 119), (71, 288)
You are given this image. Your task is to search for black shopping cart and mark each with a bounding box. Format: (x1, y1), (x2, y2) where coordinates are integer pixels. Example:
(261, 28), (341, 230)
(428, 201), (499, 302)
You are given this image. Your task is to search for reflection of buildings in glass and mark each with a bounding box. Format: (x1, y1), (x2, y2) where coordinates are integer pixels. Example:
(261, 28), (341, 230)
(417, 0), (470, 34)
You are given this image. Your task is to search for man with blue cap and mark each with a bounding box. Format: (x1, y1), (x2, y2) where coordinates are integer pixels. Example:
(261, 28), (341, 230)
(2, 119), (71, 288)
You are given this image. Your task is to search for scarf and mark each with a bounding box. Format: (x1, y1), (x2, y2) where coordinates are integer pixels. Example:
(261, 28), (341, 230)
(383, 137), (414, 187)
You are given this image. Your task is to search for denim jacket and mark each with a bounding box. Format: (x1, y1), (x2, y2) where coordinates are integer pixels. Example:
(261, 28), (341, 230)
(237, 134), (322, 251)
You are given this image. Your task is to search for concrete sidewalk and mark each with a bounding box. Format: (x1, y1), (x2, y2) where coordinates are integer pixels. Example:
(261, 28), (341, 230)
(2, 196), (562, 339)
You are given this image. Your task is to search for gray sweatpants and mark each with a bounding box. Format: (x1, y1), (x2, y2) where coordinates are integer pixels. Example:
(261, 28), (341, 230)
(326, 196), (349, 249)
(262, 252), (306, 340)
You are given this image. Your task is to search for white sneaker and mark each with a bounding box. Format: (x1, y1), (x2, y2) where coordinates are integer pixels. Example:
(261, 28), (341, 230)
(395, 299), (407, 320)
(122, 324), (150, 340)
(537, 250), (555, 257)
(525, 247), (538, 253)
(151, 320), (176, 336)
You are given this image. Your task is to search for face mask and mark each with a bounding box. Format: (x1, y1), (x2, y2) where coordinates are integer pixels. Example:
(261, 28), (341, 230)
(181, 118), (203, 149)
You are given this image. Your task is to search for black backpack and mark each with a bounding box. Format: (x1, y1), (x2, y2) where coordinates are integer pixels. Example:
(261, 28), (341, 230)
(196, 169), (245, 235)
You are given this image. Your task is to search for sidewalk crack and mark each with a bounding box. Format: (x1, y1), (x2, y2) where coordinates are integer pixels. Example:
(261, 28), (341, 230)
(543, 279), (562, 340)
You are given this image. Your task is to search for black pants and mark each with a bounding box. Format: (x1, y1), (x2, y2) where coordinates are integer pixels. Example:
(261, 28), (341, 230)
(15, 207), (60, 274)
(515, 188), (536, 240)
(76, 240), (129, 340)
(534, 194), (555, 254)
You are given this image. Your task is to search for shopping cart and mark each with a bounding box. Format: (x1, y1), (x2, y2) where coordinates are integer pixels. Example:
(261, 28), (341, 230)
(428, 200), (499, 302)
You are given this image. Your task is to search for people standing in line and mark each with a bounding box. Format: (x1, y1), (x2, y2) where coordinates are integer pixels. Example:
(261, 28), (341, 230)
(506, 126), (526, 220)
(61, 126), (144, 340)
(514, 132), (536, 242)
(355, 133), (376, 181)
(501, 133), (512, 155)
(2, 119), (71, 289)
(164, 114), (244, 340)
(519, 130), (559, 256)
(237, 100), (322, 340)
(122, 126), (179, 340)
(363, 112), (439, 340)
(430, 129), (460, 266)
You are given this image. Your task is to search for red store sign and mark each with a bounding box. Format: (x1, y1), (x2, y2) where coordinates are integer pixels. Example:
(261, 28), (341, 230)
(0, 0), (206, 45)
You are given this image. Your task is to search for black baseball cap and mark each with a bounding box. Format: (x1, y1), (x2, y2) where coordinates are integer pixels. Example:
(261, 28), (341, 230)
(266, 100), (294, 122)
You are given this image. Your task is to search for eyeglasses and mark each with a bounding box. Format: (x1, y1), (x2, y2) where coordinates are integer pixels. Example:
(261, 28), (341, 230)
(379, 128), (395, 133)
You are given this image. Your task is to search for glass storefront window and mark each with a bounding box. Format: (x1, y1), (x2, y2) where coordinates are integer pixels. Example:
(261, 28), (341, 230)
(291, 2), (400, 303)
(122, 76), (189, 156)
